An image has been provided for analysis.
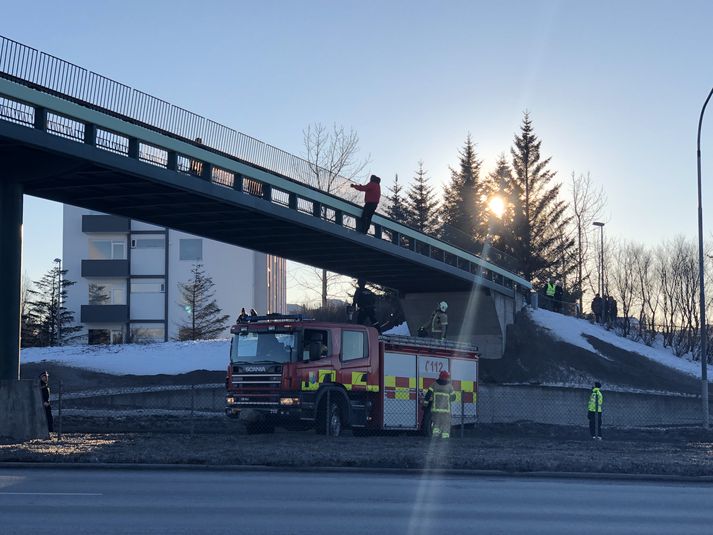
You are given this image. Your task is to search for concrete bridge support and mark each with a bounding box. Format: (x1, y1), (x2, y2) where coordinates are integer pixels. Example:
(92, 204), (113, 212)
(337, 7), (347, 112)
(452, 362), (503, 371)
(0, 179), (47, 440)
(400, 287), (521, 359)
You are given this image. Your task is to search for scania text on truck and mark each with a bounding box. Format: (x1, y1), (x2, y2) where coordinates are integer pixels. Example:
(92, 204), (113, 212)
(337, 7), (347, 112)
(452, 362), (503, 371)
(225, 315), (478, 436)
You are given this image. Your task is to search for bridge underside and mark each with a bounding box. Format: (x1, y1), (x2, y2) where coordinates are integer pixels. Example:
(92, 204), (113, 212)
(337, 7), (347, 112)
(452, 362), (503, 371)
(0, 130), (483, 295)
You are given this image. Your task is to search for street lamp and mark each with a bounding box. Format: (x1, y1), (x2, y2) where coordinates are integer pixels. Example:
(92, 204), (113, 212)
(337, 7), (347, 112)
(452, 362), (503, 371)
(54, 257), (62, 347)
(696, 86), (713, 429)
(593, 222), (605, 307)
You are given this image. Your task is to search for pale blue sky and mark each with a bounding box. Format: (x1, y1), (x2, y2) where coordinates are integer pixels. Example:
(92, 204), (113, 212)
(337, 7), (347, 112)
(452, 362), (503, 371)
(7, 0), (713, 283)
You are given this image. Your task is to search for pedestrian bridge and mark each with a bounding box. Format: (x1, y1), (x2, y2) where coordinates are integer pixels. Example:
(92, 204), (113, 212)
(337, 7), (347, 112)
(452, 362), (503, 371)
(0, 35), (531, 382)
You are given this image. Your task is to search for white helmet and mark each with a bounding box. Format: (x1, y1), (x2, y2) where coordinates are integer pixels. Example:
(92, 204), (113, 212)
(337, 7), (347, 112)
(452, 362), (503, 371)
(439, 301), (448, 312)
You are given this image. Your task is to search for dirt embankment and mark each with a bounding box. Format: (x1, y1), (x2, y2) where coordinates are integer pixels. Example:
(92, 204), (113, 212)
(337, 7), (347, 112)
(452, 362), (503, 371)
(2, 425), (713, 478)
(480, 313), (701, 394)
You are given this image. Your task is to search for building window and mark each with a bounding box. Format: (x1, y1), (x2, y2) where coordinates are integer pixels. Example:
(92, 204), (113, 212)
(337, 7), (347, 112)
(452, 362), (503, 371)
(179, 239), (203, 261)
(88, 329), (110, 345)
(89, 239), (126, 260)
(111, 330), (124, 344)
(131, 238), (165, 249)
(130, 282), (165, 293)
(89, 283), (126, 305)
(130, 325), (165, 343)
(341, 330), (366, 361)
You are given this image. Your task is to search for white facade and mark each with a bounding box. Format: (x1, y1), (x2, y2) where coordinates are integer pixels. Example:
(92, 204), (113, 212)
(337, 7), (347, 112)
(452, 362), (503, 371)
(62, 204), (286, 344)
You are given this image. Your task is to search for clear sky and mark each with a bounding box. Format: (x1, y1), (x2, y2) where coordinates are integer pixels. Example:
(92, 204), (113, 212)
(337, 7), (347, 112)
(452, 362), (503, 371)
(7, 0), (713, 285)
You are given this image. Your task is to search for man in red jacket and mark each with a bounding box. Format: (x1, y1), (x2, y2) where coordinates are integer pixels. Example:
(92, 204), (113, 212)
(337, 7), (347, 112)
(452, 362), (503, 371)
(350, 175), (381, 234)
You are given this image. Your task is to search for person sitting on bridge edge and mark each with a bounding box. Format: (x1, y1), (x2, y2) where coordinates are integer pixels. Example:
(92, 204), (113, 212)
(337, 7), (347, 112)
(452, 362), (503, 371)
(587, 381), (604, 440)
(350, 175), (381, 234)
(430, 301), (449, 340)
(424, 370), (456, 439)
(353, 279), (377, 327)
(237, 308), (249, 323)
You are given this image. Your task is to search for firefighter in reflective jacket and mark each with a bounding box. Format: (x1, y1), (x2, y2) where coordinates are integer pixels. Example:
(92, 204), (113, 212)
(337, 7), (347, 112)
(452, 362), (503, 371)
(424, 370), (456, 439)
(587, 381), (604, 439)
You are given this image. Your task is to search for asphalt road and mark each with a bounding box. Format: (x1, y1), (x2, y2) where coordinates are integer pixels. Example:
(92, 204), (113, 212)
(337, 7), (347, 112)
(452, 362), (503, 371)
(0, 467), (712, 534)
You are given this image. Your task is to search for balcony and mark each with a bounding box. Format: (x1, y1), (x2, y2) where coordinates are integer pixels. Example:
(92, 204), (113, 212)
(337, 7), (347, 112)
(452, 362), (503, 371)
(81, 259), (129, 278)
(81, 304), (129, 323)
(82, 214), (130, 233)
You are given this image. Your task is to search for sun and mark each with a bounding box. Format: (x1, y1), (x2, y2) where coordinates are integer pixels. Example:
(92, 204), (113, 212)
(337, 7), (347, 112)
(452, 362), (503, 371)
(488, 195), (506, 219)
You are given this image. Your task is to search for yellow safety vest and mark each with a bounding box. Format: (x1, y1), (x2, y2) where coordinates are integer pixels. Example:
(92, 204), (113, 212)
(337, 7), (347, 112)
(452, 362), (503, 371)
(546, 283), (556, 297)
(427, 382), (455, 413)
(587, 388), (603, 412)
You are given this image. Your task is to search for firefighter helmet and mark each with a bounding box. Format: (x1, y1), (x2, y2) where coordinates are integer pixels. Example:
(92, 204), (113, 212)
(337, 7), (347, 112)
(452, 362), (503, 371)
(439, 370), (450, 381)
(439, 301), (448, 312)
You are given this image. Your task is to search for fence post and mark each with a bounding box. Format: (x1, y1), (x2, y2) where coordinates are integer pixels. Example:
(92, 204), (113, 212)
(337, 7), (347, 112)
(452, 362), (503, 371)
(460, 391), (464, 438)
(190, 384), (195, 437)
(58, 380), (63, 440)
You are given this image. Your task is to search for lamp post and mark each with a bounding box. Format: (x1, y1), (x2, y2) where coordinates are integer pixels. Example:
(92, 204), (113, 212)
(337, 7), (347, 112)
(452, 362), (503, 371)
(696, 86), (713, 429)
(54, 257), (62, 347)
(593, 222), (605, 306)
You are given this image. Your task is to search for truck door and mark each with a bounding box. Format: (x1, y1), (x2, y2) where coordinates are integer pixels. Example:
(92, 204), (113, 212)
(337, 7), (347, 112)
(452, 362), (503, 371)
(382, 351), (418, 429)
(449, 358), (477, 424)
(417, 354), (450, 424)
(295, 327), (334, 399)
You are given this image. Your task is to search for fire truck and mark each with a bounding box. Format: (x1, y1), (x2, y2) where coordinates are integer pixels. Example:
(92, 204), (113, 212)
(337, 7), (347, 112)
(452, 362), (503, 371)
(225, 315), (479, 436)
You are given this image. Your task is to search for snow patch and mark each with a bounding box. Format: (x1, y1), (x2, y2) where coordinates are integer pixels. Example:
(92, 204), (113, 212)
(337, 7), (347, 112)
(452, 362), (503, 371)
(529, 307), (712, 381)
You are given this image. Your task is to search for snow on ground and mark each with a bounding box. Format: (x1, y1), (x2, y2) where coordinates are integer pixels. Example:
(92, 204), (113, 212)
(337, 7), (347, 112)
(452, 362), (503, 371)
(21, 339), (230, 375)
(530, 307), (713, 381)
(22, 314), (711, 381)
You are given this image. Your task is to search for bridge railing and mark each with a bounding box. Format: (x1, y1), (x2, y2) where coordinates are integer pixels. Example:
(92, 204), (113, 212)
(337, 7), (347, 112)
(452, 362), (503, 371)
(0, 35), (364, 203)
(0, 34), (526, 290)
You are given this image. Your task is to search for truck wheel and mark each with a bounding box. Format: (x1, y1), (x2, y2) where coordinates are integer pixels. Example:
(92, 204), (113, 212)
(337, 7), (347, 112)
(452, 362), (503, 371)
(327, 401), (343, 437)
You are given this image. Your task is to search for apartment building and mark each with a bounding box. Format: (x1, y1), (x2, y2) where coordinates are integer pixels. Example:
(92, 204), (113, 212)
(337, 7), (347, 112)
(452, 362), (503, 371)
(62, 204), (286, 344)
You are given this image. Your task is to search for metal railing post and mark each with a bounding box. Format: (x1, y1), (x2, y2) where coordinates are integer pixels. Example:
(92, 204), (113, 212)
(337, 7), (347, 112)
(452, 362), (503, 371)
(190, 384), (195, 437)
(460, 392), (464, 438)
(58, 380), (63, 440)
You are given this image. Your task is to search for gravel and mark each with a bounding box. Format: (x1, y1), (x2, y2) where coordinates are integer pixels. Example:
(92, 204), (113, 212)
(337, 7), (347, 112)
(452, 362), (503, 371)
(2, 423), (713, 477)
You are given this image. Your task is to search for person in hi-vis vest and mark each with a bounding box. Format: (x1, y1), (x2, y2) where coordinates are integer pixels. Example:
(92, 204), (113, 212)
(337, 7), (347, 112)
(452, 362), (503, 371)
(424, 370), (456, 439)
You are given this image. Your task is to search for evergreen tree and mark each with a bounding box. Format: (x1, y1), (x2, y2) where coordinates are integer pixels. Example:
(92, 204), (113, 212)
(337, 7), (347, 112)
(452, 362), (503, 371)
(484, 154), (515, 261)
(502, 112), (574, 284)
(23, 264), (81, 347)
(404, 161), (439, 233)
(385, 173), (410, 224)
(438, 134), (484, 250)
(177, 264), (230, 341)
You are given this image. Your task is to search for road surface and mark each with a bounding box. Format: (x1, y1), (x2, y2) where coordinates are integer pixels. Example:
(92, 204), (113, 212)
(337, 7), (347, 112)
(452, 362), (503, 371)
(0, 467), (711, 534)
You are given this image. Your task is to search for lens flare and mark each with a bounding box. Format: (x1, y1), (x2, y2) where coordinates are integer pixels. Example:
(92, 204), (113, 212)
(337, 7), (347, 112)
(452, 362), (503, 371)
(488, 195), (505, 219)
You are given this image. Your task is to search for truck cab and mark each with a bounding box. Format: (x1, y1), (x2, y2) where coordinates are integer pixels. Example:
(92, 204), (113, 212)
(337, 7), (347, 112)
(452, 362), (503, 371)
(226, 315), (377, 435)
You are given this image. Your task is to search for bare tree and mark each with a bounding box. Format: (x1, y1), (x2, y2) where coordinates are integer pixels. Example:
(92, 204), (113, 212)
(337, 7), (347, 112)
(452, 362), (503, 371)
(609, 240), (636, 337)
(568, 172), (607, 315)
(631, 244), (659, 345)
(302, 123), (370, 308)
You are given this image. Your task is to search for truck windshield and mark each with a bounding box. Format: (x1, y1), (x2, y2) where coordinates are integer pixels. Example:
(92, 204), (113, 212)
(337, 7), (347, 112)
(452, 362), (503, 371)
(231, 331), (296, 364)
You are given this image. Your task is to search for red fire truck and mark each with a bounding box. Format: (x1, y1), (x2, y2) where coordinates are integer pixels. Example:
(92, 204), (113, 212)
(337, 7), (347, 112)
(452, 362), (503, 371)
(225, 315), (479, 436)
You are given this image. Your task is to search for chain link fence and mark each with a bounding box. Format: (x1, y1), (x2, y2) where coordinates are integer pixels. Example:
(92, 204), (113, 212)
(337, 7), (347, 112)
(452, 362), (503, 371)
(47, 381), (711, 436)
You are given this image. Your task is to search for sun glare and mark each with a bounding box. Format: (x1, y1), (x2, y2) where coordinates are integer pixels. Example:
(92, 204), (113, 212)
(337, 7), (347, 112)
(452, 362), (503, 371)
(488, 196), (505, 219)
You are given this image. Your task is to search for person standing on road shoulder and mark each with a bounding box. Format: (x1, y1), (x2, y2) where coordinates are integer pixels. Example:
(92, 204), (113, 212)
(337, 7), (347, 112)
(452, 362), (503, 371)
(424, 370), (456, 439)
(350, 175), (381, 234)
(587, 381), (603, 440)
(39, 371), (53, 433)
